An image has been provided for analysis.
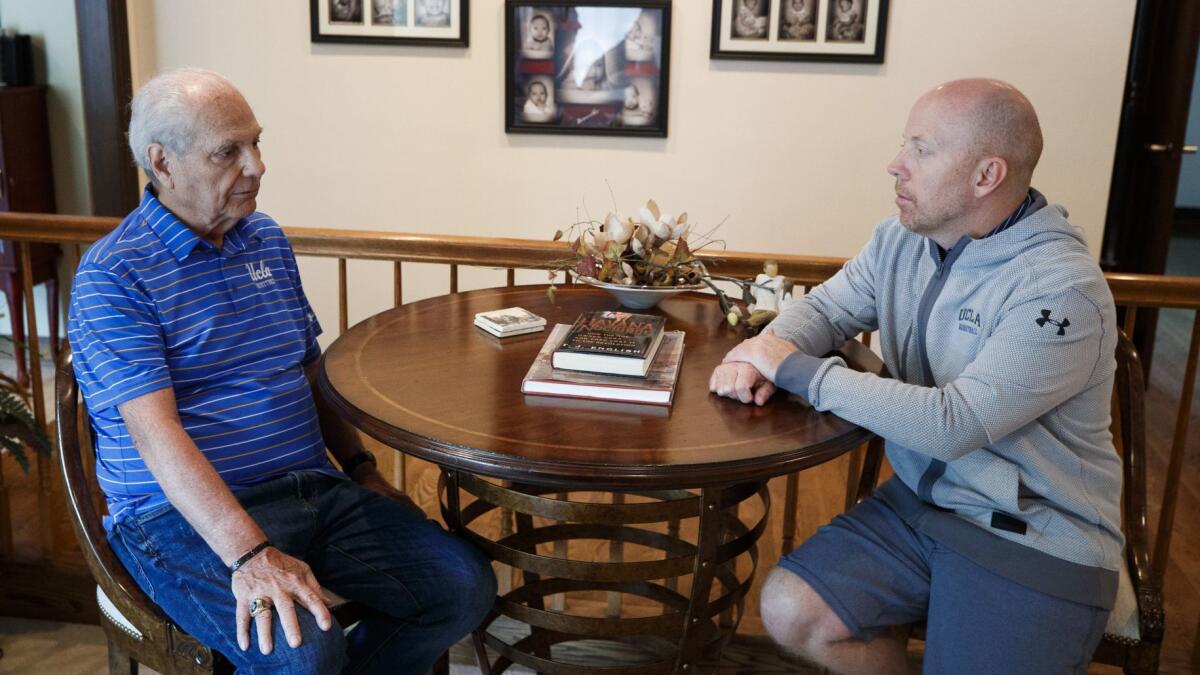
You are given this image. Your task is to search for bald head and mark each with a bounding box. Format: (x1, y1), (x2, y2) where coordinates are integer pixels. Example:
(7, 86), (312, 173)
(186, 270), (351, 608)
(128, 68), (249, 182)
(918, 78), (1043, 189)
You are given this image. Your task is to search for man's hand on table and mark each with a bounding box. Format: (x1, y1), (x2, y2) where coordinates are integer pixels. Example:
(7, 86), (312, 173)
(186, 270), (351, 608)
(710, 333), (801, 406)
(709, 362), (777, 406)
(232, 546), (331, 654)
(721, 332), (798, 382)
(351, 464), (425, 518)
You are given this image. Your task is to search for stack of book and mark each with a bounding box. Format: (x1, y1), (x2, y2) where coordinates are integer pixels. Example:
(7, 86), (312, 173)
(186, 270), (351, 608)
(474, 307), (546, 338)
(522, 311), (684, 406)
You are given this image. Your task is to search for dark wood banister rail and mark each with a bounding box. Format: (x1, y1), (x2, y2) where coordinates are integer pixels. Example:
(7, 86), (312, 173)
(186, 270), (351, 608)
(1, 212), (1198, 307)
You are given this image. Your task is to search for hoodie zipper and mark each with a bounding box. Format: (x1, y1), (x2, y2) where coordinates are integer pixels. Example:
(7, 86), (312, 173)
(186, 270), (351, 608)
(913, 235), (970, 503)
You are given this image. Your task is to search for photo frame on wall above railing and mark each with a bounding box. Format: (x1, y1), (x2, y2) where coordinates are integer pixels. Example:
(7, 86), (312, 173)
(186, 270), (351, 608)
(710, 0), (887, 62)
(310, 0), (469, 47)
(505, 0), (672, 138)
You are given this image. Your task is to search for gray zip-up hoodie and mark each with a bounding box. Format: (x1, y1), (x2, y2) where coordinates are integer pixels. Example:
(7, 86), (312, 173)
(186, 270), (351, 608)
(771, 191), (1122, 609)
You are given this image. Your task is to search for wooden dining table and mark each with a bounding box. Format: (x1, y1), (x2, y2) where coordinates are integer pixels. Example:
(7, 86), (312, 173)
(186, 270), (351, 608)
(317, 285), (875, 675)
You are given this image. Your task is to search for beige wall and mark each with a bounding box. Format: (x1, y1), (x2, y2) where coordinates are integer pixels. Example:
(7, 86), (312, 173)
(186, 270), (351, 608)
(126, 0), (1136, 344)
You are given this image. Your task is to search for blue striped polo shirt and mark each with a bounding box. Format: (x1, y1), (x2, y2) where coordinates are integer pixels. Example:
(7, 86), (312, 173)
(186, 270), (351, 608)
(68, 188), (338, 526)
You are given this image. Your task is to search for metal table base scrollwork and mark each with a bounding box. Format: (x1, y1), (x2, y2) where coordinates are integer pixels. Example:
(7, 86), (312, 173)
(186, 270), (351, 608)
(440, 470), (770, 675)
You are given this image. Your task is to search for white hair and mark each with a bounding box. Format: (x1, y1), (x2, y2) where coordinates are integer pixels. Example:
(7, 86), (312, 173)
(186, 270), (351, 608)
(127, 68), (234, 182)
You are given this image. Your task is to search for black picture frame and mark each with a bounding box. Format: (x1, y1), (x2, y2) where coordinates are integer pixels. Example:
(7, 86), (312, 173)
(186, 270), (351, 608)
(505, 0), (672, 137)
(310, 0), (469, 47)
(710, 0), (887, 63)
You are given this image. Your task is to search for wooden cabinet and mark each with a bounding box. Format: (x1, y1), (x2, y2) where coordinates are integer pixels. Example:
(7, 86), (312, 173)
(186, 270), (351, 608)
(0, 86), (59, 386)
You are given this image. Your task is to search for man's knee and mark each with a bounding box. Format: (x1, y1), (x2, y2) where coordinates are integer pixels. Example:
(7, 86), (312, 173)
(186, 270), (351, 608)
(760, 567), (851, 655)
(239, 614), (349, 675)
(434, 538), (497, 634)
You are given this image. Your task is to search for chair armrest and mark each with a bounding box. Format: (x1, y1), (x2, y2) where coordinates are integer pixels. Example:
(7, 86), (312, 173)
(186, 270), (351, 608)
(55, 352), (177, 647)
(833, 338), (887, 378)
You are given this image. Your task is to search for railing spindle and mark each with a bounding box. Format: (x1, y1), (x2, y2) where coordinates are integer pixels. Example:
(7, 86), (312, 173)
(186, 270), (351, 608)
(393, 261), (403, 308)
(507, 268), (515, 288)
(781, 473), (798, 555)
(1152, 311), (1200, 583)
(391, 261), (407, 492)
(449, 263), (458, 294)
(1123, 305), (1137, 336)
(338, 257), (348, 336)
(18, 242), (51, 557)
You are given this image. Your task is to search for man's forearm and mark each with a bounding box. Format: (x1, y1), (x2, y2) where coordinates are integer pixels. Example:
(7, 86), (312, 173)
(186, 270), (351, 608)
(119, 389), (267, 565)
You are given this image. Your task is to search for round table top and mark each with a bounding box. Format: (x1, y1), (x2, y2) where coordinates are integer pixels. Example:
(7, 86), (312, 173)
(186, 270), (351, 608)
(318, 286), (873, 489)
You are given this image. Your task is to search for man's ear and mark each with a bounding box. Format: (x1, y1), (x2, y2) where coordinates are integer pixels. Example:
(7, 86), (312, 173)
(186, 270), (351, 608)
(147, 143), (173, 190)
(973, 156), (1008, 198)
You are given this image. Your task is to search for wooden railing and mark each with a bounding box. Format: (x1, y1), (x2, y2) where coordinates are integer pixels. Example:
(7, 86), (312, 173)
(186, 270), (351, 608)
(0, 211), (1196, 636)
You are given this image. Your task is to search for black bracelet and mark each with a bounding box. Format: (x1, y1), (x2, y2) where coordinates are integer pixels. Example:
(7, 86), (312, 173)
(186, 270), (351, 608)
(229, 540), (272, 573)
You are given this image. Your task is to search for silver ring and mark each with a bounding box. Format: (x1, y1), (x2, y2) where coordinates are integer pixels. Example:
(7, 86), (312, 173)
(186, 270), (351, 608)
(249, 597), (273, 618)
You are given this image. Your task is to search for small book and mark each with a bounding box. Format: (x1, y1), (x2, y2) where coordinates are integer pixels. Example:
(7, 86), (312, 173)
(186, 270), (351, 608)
(523, 324), (684, 406)
(552, 311), (666, 376)
(474, 307), (546, 338)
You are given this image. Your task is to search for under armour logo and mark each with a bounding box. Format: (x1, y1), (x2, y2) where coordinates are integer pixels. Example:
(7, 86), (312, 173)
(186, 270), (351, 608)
(1035, 309), (1069, 335)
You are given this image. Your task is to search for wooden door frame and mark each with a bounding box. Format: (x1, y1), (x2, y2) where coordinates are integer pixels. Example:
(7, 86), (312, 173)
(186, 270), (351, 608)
(1100, 0), (1200, 368)
(75, 0), (138, 217)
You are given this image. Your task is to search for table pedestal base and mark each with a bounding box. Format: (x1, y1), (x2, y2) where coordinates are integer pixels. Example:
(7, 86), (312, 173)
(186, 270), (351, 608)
(440, 471), (770, 674)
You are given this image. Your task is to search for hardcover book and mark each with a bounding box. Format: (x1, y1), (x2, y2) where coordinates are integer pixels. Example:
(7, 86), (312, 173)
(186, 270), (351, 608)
(552, 311), (667, 376)
(523, 324), (684, 406)
(474, 307), (546, 338)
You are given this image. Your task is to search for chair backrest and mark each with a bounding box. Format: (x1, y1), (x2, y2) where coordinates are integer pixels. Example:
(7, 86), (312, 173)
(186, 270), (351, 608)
(1112, 330), (1160, 626)
(55, 349), (206, 667)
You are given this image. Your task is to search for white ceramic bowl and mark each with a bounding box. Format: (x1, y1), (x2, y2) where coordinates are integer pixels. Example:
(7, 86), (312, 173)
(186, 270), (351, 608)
(575, 275), (705, 310)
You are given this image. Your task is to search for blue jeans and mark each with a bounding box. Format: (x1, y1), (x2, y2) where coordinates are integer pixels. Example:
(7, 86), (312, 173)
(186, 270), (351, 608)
(108, 470), (496, 674)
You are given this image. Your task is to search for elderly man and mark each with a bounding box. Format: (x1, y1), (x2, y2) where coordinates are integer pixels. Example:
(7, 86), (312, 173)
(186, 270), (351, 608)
(712, 79), (1121, 673)
(67, 68), (495, 674)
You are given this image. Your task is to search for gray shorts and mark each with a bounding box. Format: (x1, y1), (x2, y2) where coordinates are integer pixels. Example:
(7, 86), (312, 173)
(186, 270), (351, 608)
(777, 495), (1109, 675)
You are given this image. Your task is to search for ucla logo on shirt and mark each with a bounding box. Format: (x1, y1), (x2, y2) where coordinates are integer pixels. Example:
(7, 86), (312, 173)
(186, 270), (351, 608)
(245, 259), (273, 288)
(958, 308), (982, 335)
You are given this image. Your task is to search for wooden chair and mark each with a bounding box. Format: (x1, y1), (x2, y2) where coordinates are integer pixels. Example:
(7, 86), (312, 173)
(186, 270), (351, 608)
(851, 330), (1163, 674)
(55, 350), (384, 674)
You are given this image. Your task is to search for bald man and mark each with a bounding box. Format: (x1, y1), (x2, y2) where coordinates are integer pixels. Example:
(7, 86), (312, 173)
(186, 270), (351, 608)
(711, 79), (1121, 673)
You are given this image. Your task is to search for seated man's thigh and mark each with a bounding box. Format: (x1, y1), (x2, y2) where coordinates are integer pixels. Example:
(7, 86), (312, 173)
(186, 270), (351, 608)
(307, 479), (496, 633)
(771, 496), (931, 642)
(109, 507), (347, 674)
(923, 547), (1108, 675)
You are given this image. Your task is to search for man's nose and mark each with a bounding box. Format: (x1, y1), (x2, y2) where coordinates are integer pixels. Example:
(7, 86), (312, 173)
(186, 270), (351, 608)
(886, 154), (904, 179)
(243, 152), (265, 179)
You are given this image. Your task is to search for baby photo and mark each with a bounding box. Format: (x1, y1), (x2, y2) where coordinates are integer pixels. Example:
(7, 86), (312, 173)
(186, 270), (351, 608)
(329, 0), (363, 23)
(624, 11), (659, 63)
(522, 12), (555, 59)
(415, 0), (450, 26)
(827, 0), (866, 42)
(371, 0), (406, 25)
(621, 77), (657, 127)
(731, 0), (769, 40)
(521, 77), (557, 123)
(779, 0), (817, 41)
